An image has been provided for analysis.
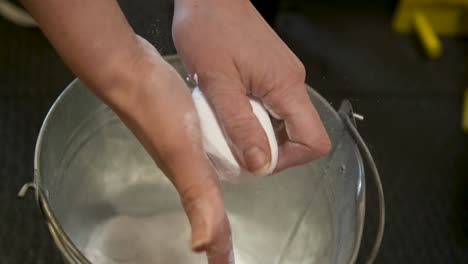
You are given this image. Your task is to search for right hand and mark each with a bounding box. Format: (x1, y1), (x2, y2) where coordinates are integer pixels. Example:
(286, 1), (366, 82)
(173, 0), (331, 175)
(99, 36), (233, 264)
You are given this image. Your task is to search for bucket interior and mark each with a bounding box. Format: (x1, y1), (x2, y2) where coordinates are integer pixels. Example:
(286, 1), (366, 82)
(35, 56), (364, 264)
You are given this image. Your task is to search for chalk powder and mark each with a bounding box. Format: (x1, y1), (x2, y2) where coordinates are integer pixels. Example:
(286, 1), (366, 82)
(83, 212), (271, 264)
(84, 212), (206, 264)
(83, 87), (281, 263)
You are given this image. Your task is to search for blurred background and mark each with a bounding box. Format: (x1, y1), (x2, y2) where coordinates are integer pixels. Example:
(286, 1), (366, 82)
(1, 0), (467, 263)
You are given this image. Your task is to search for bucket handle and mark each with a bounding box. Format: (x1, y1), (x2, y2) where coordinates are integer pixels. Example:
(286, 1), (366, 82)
(339, 100), (385, 264)
(16, 100), (384, 264)
(18, 182), (91, 264)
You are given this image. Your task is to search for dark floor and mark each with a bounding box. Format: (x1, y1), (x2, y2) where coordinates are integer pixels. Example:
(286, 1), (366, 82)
(275, 7), (468, 264)
(1, 1), (467, 264)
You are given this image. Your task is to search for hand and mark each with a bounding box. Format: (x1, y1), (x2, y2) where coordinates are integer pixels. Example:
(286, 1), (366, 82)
(18, 0), (233, 262)
(101, 36), (233, 264)
(173, 0), (331, 174)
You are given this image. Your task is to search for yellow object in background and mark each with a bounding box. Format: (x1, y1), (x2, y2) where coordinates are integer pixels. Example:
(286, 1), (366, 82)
(412, 12), (442, 59)
(463, 89), (468, 133)
(393, 0), (468, 59)
(394, 1), (468, 132)
(393, 0), (468, 35)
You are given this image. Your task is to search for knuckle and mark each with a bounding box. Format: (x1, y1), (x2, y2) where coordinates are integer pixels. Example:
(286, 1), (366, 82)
(284, 53), (306, 81)
(180, 184), (204, 210)
(157, 137), (193, 164)
(305, 134), (332, 159)
(224, 114), (264, 142)
(295, 61), (307, 81)
(180, 183), (221, 213)
(316, 138), (332, 157)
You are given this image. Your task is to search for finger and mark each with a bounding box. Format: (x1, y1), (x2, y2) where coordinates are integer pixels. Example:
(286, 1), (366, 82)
(152, 116), (233, 263)
(168, 154), (228, 250)
(154, 128), (234, 264)
(206, 215), (234, 264)
(115, 80), (233, 262)
(201, 79), (272, 175)
(262, 83), (331, 171)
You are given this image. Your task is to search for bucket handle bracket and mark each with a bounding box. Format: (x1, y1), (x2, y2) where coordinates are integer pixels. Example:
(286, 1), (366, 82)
(339, 99), (385, 264)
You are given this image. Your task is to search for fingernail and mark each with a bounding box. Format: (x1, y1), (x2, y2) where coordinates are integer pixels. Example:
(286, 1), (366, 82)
(192, 238), (209, 252)
(244, 147), (269, 175)
(190, 213), (209, 252)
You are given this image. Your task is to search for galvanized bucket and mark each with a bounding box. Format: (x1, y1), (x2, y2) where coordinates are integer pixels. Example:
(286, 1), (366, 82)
(19, 55), (384, 264)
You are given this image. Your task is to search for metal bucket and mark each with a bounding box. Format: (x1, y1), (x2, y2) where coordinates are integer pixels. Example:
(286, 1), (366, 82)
(19, 55), (384, 264)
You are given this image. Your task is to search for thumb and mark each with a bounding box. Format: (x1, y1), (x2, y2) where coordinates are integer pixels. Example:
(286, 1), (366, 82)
(163, 150), (233, 263)
(201, 79), (272, 175)
(262, 82), (331, 171)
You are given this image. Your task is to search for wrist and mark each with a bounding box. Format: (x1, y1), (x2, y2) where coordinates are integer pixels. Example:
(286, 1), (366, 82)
(91, 35), (165, 108)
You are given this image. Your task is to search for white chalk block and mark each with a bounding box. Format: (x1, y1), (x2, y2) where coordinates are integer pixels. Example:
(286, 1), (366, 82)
(192, 87), (278, 182)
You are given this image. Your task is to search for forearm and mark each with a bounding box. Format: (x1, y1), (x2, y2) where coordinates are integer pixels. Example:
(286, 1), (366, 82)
(20, 0), (144, 98)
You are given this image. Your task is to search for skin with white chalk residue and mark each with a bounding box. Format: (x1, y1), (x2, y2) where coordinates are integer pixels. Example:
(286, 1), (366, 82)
(192, 87), (278, 182)
(183, 110), (203, 150)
